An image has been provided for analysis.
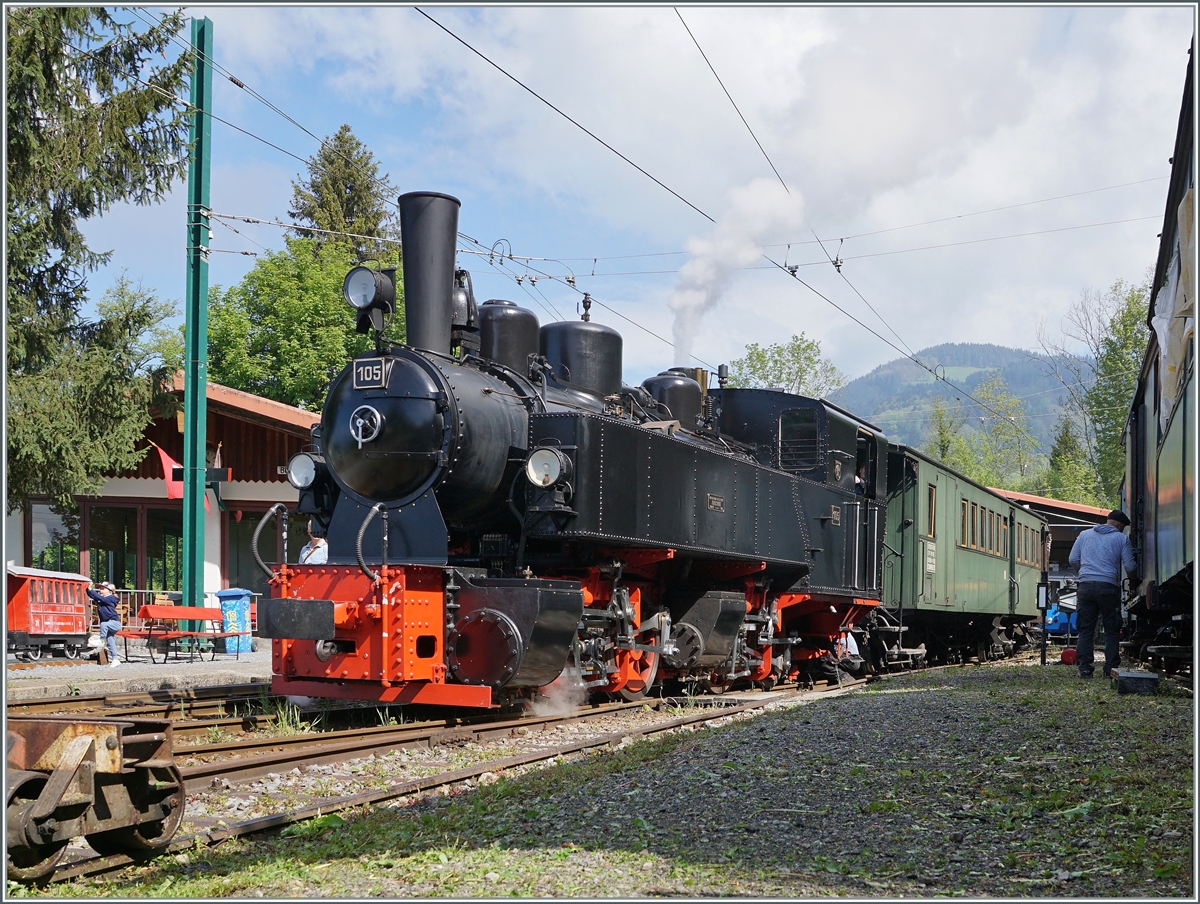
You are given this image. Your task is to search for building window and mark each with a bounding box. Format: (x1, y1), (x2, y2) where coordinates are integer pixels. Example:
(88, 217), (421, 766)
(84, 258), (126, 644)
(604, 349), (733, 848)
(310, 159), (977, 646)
(146, 508), (184, 592)
(926, 484), (937, 537)
(88, 506), (137, 588)
(960, 499), (968, 547)
(30, 504), (80, 573)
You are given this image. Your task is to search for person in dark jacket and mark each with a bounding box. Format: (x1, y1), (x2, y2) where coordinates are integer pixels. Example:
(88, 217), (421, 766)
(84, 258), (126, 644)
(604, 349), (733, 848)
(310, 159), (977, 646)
(1068, 510), (1138, 679)
(86, 581), (123, 667)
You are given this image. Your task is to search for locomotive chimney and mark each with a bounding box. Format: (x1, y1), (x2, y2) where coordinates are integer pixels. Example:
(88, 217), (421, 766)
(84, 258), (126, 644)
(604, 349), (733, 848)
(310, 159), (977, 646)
(399, 191), (461, 355)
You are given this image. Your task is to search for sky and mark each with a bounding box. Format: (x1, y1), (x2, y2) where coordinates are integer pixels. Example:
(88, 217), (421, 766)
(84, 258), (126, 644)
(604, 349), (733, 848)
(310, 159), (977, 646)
(79, 5), (1196, 387)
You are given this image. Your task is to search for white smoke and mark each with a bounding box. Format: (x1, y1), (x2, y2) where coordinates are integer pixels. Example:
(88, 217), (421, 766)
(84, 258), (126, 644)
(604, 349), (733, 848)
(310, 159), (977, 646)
(667, 179), (806, 366)
(531, 669), (589, 717)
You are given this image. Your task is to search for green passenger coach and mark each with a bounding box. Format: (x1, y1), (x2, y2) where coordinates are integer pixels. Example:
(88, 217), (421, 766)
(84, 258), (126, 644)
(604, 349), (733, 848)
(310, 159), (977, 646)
(869, 443), (1046, 669)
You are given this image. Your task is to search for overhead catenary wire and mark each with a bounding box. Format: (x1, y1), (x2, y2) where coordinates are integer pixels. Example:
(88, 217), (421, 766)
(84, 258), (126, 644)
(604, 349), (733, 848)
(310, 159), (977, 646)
(671, 9), (916, 359)
(38, 13), (1131, 428)
(125, 8), (712, 362)
(414, 7), (716, 225)
(674, 8), (788, 194)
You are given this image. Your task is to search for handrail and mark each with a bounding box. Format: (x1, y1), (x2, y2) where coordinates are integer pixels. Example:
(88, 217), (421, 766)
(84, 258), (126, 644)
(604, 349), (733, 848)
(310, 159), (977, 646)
(356, 503), (388, 583)
(252, 504), (288, 578)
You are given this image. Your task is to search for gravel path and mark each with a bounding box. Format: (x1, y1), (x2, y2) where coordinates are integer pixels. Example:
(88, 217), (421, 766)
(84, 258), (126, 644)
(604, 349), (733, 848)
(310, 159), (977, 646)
(26, 659), (1194, 898)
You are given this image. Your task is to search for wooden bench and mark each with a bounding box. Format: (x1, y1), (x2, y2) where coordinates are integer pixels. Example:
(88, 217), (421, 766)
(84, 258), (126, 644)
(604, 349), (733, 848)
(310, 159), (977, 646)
(116, 604), (250, 663)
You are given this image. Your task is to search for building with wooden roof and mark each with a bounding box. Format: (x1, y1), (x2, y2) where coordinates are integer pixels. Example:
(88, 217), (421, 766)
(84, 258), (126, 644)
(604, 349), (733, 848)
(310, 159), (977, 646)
(4, 379), (318, 600)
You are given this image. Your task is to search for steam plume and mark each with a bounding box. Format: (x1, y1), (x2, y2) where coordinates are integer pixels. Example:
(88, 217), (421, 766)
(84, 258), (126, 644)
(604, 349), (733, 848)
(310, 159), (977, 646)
(667, 179), (805, 365)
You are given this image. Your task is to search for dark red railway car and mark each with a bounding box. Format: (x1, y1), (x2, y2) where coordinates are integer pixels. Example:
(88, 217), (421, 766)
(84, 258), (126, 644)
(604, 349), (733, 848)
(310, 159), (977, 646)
(6, 566), (91, 661)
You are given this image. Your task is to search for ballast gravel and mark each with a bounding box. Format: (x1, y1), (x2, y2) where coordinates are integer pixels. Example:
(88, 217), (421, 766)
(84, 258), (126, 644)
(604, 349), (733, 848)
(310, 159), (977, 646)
(35, 658), (1194, 899)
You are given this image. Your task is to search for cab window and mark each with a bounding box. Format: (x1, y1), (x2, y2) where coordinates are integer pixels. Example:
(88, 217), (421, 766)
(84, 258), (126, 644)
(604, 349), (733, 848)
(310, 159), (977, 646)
(779, 409), (821, 472)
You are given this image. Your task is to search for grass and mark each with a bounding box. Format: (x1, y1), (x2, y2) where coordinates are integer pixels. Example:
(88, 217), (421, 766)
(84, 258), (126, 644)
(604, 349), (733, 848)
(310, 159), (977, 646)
(21, 661), (1194, 898)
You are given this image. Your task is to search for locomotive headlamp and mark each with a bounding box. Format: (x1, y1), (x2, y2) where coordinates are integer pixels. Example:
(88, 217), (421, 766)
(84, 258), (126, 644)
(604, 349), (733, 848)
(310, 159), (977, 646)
(286, 452), (319, 489)
(524, 447), (572, 488)
(343, 266), (391, 311)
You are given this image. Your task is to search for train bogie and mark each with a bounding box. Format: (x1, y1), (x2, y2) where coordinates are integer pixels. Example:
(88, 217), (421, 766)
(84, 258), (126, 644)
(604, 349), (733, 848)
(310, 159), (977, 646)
(6, 716), (184, 880)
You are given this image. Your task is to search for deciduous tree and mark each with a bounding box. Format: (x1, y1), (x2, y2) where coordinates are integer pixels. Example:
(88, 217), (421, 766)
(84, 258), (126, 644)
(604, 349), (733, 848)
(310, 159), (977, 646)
(921, 396), (967, 463)
(7, 278), (179, 511)
(207, 238), (404, 410)
(1036, 277), (1149, 506)
(727, 333), (845, 398)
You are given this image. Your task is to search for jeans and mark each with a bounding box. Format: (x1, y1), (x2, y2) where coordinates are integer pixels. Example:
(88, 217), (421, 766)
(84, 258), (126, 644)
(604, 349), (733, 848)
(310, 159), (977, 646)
(99, 619), (122, 661)
(1075, 582), (1121, 676)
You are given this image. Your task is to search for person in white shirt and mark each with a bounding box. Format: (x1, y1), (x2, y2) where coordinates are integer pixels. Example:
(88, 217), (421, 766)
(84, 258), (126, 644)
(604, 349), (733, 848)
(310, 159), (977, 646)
(299, 522), (328, 565)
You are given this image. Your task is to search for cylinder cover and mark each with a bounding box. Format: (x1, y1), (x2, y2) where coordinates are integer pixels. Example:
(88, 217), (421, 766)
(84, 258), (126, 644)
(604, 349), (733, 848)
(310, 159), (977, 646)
(448, 608), (524, 688)
(479, 300), (539, 375)
(642, 371), (703, 429)
(539, 319), (623, 398)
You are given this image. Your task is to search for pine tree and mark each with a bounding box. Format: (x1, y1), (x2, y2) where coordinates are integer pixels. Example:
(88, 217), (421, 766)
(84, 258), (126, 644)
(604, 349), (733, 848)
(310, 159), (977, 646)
(288, 124), (400, 261)
(1043, 416), (1102, 506)
(6, 8), (191, 513)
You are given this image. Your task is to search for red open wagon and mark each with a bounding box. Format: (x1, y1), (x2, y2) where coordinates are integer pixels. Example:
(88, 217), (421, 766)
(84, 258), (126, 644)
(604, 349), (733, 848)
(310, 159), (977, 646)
(6, 566), (91, 661)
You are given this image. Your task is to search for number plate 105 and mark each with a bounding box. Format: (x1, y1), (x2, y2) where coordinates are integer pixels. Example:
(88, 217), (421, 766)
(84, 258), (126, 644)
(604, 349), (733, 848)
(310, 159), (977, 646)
(353, 358), (390, 389)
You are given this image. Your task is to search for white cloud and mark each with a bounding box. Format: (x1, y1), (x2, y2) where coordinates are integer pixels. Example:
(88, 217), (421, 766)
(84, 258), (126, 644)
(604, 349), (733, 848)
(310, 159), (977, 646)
(82, 5), (1192, 380)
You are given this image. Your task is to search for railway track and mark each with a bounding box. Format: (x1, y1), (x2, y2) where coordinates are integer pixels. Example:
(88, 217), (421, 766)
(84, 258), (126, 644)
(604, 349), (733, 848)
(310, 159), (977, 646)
(5, 682), (274, 719)
(41, 679), (868, 885)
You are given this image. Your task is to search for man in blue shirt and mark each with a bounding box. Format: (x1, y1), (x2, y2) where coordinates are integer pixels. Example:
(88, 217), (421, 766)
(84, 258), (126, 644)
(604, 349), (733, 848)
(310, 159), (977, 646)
(86, 581), (123, 667)
(1068, 510), (1138, 679)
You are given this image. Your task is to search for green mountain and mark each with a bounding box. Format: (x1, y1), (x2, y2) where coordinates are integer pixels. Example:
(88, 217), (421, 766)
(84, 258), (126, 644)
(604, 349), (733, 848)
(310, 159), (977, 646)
(829, 343), (1074, 450)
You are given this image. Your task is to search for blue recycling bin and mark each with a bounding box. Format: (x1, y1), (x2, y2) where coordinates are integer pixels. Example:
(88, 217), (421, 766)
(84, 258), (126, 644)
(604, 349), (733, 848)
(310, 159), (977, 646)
(215, 588), (253, 654)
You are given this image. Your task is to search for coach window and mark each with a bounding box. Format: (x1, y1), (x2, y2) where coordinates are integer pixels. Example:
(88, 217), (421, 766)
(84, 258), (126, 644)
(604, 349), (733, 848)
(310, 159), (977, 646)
(970, 502), (978, 548)
(30, 504), (80, 573)
(960, 499), (968, 547)
(926, 484), (937, 537)
(1002, 516), (1009, 557)
(88, 506), (137, 588)
(779, 409), (821, 472)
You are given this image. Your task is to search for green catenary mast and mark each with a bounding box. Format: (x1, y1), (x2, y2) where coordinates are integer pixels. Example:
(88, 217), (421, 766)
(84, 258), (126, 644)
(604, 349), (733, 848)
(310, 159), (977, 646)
(182, 18), (213, 609)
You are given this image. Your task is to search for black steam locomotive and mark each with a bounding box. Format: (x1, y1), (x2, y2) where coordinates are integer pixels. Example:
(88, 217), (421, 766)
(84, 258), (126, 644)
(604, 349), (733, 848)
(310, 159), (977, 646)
(257, 191), (887, 707)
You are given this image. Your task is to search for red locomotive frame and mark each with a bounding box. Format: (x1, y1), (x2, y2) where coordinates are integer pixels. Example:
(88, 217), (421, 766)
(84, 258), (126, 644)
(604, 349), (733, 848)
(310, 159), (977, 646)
(267, 547), (877, 707)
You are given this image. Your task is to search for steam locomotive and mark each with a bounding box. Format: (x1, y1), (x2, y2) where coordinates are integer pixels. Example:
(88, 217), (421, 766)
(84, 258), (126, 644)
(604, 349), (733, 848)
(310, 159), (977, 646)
(256, 191), (889, 707)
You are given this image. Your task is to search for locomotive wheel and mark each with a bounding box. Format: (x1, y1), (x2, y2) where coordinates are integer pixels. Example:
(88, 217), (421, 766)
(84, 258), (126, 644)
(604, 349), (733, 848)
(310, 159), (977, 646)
(616, 650), (660, 702)
(63, 644), (80, 660)
(6, 771), (68, 882)
(701, 675), (728, 695)
(86, 764), (185, 857)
